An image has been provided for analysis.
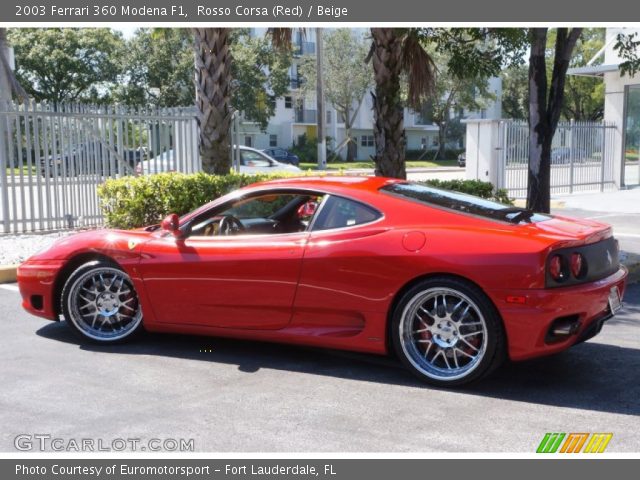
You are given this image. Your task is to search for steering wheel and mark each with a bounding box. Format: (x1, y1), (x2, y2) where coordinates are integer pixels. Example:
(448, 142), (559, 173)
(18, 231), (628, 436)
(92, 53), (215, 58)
(218, 215), (245, 236)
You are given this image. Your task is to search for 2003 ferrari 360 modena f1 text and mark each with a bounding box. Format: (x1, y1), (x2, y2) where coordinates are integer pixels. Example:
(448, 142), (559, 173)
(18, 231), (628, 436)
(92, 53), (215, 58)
(17, 176), (627, 386)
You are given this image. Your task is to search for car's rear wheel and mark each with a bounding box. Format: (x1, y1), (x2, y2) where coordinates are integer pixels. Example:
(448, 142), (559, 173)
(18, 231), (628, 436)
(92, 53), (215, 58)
(61, 261), (143, 343)
(392, 277), (505, 387)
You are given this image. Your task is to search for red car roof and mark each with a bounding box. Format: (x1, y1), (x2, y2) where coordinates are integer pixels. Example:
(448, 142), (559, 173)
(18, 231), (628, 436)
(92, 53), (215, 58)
(251, 175), (402, 195)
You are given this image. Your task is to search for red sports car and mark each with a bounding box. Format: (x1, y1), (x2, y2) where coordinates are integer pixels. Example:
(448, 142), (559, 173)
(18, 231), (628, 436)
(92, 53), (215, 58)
(17, 176), (627, 386)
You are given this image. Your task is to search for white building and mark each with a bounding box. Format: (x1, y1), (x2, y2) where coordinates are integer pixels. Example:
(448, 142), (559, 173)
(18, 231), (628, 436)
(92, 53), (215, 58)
(238, 28), (502, 161)
(568, 27), (640, 188)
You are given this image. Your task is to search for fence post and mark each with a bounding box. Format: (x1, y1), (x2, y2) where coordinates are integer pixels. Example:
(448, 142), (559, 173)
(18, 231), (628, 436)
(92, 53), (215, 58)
(0, 99), (11, 233)
(568, 120), (574, 194)
(600, 123), (607, 192)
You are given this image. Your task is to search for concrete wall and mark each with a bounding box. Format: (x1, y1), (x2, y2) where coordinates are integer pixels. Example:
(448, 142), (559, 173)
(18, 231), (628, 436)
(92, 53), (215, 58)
(463, 119), (502, 186)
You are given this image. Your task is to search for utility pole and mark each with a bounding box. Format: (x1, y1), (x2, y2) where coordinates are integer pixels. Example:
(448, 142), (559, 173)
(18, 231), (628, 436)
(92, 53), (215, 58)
(315, 28), (326, 170)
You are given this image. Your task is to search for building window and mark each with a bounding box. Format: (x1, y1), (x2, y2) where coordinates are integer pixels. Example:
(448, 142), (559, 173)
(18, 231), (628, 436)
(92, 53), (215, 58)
(244, 136), (252, 148)
(269, 134), (278, 147)
(285, 96), (293, 109)
(361, 135), (374, 147)
(421, 137), (428, 149)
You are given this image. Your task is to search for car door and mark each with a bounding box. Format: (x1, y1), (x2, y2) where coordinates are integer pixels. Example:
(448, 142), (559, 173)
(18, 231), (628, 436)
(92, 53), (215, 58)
(137, 192), (315, 330)
(292, 195), (391, 331)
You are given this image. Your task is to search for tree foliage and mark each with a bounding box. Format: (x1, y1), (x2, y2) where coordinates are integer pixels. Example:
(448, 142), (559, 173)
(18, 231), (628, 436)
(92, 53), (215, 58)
(113, 28), (194, 107)
(420, 49), (496, 159)
(8, 28), (125, 104)
(550, 28), (605, 121)
(229, 29), (292, 130)
(299, 29), (373, 161)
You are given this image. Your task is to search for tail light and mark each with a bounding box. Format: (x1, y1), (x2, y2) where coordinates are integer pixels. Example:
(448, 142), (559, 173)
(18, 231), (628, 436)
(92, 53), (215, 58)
(570, 252), (586, 278)
(549, 255), (566, 281)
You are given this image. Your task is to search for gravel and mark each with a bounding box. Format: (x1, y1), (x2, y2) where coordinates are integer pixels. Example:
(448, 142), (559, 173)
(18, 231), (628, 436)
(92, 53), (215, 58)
(0, 231), (78, 265)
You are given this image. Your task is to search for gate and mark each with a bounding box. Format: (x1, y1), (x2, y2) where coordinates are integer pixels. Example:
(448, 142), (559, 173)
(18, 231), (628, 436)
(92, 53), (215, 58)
(0, 101), (199, 233)
(497, 120), (617, 198)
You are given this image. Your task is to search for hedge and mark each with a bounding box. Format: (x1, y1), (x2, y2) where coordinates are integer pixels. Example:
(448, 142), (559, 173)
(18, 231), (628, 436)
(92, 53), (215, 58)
(97, 172), (513, 230)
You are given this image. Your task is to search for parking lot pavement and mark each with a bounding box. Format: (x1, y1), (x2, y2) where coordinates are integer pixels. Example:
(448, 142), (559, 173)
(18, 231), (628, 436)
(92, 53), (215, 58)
(551, 189), (640, 262)
(0, 283), (638, 453)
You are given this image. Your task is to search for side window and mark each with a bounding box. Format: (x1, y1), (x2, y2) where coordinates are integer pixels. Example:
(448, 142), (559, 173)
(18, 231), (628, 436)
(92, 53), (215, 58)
(188, 192), (326, 237)
(240, 150), (272, 167)
(312, 196), (382, 231)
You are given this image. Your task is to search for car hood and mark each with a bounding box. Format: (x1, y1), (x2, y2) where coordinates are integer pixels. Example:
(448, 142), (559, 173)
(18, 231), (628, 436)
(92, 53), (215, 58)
(24, 229), (155, 262)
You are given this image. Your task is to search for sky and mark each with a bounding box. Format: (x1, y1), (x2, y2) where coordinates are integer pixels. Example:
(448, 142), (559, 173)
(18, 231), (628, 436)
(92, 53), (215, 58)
(113, 26), (137, 39)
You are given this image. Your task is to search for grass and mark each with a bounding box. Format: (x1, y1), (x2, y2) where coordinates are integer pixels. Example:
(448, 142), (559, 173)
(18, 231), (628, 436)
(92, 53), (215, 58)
(299, 159), (458, 170)
(5, 166), (37, 176)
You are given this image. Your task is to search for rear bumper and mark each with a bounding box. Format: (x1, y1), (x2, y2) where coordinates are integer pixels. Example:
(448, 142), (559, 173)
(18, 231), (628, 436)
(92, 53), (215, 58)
(488, 266), (627, 361)
(17, 260), (64, 321)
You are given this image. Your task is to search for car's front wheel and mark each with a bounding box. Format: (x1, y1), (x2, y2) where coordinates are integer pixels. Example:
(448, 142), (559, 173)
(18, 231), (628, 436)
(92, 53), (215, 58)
(61, 261), (143, 343)
(392, 277), (505, 387)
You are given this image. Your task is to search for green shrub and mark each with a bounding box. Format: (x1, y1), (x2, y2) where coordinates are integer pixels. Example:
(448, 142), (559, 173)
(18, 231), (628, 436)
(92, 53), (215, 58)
(97, 172), (297, 229)
(98, 172), (512, 230)
(420, 179), (513, 205)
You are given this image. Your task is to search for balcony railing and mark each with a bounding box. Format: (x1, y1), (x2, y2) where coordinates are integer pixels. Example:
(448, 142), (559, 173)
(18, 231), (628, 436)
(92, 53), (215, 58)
(294, 109), (317, 123)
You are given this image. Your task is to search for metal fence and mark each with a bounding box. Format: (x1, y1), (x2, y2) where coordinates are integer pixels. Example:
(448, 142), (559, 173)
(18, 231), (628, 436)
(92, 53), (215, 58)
(497, 120), (617, 198)
(0, 101), (199, 234)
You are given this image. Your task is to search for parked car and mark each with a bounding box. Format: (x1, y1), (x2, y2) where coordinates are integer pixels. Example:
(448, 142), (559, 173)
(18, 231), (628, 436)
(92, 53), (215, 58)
(457, 153), (466, 167)
(135, 146), (301, 175)
(262, 147), (300, 166)
(40, 146), (142, 177)
(550, 147), (589, 165)
(17, 177), (627, 386)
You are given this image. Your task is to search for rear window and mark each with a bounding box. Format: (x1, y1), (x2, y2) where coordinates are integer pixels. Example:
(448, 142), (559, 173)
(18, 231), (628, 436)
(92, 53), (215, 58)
(380, 182), (550, 224)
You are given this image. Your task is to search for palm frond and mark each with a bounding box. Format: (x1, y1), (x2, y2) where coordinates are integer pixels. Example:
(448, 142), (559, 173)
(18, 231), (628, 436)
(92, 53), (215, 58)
(401, 33), (436, 109)
(267, 28), (294, 51)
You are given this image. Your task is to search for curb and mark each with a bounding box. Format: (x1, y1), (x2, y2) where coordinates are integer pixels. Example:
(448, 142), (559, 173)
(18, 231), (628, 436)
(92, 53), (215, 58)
(0, 264), (19, 284)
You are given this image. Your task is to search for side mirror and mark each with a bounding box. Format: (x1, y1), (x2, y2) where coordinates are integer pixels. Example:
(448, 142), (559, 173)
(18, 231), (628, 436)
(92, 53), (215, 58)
(161, 213), (181, 236)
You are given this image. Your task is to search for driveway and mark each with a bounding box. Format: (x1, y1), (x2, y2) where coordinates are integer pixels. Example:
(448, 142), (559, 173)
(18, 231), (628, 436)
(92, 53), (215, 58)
(0, 282), (638, 453)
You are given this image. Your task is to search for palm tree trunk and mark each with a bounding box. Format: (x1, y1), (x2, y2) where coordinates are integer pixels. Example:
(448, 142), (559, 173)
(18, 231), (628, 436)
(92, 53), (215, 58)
(370, 28), (406, 179)
(193, 28), (233, 175)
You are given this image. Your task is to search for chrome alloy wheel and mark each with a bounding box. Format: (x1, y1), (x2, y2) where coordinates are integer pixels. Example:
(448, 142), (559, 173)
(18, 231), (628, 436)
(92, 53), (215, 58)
(399, 287), (488, 382)
(66, 266), (142, 341)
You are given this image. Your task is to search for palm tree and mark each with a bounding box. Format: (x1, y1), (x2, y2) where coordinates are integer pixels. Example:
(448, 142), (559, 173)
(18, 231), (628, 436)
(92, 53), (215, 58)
(369, 28), (435, 179)
(192, 28), (233, 175)
(193, 28), (292, 175)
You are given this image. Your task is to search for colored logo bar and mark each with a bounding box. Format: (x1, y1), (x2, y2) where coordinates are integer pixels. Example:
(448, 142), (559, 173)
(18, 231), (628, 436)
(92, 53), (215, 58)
(537, 433), (612, 453)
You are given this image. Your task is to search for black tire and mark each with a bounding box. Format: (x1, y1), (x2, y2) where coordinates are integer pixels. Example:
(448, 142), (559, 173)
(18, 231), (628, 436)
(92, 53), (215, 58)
(61, 260), (144, 343)
(391, 276), (505, 387)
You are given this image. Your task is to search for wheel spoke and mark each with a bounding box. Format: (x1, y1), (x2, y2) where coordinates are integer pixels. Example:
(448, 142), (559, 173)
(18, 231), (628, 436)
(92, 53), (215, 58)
(461, 330), (482, 338)
(423, 341), (433, 359)
(459, 337), (479, 351)
(452, 349), (460, 368)
(455, 347), (474, 359)
(441, 350), (452, 369)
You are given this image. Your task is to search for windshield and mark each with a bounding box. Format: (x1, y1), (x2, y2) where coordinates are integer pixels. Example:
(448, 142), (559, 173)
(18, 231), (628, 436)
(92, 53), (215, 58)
(380, 182), (551, 224)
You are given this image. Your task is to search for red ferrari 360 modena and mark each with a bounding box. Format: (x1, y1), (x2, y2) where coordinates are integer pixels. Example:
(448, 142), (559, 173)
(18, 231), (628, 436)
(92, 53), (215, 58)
(17, 176), (627, 386)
